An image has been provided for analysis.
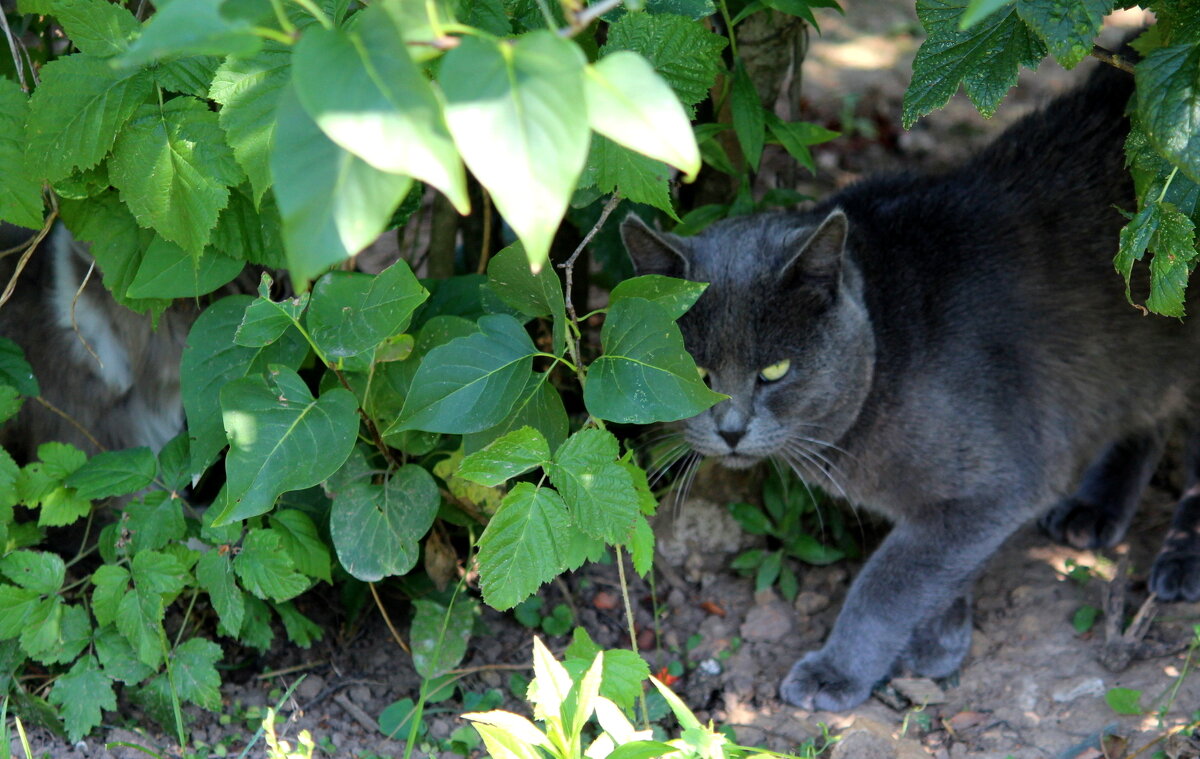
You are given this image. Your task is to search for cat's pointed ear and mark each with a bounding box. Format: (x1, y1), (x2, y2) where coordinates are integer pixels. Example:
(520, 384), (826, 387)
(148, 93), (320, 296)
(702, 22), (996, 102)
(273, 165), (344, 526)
(780, 209), (847, 289)
(621, 214), (690, 278)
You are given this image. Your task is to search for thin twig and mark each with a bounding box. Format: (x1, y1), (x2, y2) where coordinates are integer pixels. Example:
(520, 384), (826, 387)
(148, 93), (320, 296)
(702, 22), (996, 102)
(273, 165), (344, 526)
(0, 9), (27, 92)
(329, 364), (400, 469)
(1092, 45), (1136, 74)
(33, 396), (104, 452)
(447, 662), (532, 675)
(333, 693), (380, 733)
(0, 208), (56, 310)
(256, 661), (328, 680)
(368, 581), (411, 655)
(476, 189), (494, 275)
(559, 193), (621, 324)
(564, 0), (625, 33)
(70, 258), (104, 370)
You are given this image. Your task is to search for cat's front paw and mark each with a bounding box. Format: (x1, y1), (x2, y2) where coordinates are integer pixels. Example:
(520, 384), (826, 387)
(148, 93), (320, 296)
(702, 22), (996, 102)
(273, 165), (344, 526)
(1149, 549), (1200, 602)
(1038, 497), (1126, 549)
(779, 653), (873, 711)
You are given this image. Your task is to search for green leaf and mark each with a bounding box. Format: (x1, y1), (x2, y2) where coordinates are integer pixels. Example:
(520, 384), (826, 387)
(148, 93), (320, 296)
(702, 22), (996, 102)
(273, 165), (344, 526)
(117, 593), (164, 667)
(441, 32), (589, 272)
(0, 338), (39, 396)
(588, 136), (678, 221)
(38, 441), (87, 480)
(306, 260), (429, 358)
(270, 510), (332, 583)
(609, 275), (707, 320)
(181, 295), (309, 475)
(1072, 604), (1099, 634)
(959, 0), (1011, 27)
(0, 385), (20, 425)
(94, 626), (154, 683)
(1015, 0), (1110, 68)
(196, 549), (245, 636)
(38, 485), (92, 528)
(601, 13), (728, 117)
(116, 0), (261, 67)
(209, 43), (291, 205)
(1, 550), (65, 594)
(157, 433), (191, 492)
(564, 635), (650, 711)
(48, 655), (115, 743)
(213, 186), (287, 267)
(25, 54), (155, 182)
(458, 426), (551, 486)
(292, 5), (468, 212)
(170, 638), (223, 711)
(155, 55), (224, 98)
(328, 460), (441, 582)
(126, 238), (244, 299)
(1115, 201), (1199, 316)
(476, 482), (572, 610)
(1137, 43), (1200, 185)
(0, 585), (40, 639)
(411, 597), (477, 679)
(271, 82), (412, 285)
(65, 447), (157, 500)
(233, 529), (309, 602)
(217, 366), (358, 523)
(0, 447), (18, 507)
(902, 0), (1046, 128)
(486, 242), (568, 320)
(549, 429), (640, 543)
(1105, 686), (1143, 715)
(91, 565), (129, 628)
(585, 51), (699, 180)
(463, 373), (569, 455)
(730, 62), (764, 170)
(131, 549), (187, 596)
(273, 600), (324, 647)
(630, 515), (655, 576)
(765, 113), (839, 174)
(0, 79), (43, 229)
(585, 297), (724, 423)
(393, 314), (537, 434)
(236, 274), (309, 348)
(52, 0), (139, 57)
(110, 97), (243, 257)
(124, 491), (187, 553)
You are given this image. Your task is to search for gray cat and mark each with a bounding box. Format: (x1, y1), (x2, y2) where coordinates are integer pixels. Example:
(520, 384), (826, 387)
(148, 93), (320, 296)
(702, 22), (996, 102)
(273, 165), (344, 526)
(622, 64), (1200, 711)
(0, 222), (197, 461)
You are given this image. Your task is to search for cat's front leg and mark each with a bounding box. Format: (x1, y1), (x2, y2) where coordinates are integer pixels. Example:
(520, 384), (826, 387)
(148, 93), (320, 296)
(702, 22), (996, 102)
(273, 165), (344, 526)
(779, 504), (1020, 711)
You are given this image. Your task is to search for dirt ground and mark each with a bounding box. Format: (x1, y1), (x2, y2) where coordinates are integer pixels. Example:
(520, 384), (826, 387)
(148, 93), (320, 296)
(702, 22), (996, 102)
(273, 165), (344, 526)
(13, 2), (1200, 758)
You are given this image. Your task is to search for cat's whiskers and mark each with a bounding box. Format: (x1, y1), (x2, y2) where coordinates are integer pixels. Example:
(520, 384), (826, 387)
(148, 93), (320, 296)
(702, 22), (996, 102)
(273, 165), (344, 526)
(780, 445), (868, 550)
(771, 455), (831, 541)
(647, 442), (692, 487)
(671, 451), (703, 514)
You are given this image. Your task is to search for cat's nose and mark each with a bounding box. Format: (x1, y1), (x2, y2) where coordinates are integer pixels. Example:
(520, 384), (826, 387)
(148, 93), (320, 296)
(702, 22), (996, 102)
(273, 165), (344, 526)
(719, 428), (745, 448)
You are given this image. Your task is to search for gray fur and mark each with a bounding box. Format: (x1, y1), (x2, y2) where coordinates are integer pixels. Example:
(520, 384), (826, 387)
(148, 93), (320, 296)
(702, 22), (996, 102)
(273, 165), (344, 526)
(622, 65), (1200, 711)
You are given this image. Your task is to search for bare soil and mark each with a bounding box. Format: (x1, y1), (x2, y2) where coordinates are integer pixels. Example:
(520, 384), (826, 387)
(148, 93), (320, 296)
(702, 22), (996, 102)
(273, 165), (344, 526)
(14, 3), (1200, 758)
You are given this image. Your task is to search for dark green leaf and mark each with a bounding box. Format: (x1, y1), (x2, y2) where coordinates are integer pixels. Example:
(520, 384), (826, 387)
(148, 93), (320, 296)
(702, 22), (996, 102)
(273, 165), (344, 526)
(116, 0), (261, 67)
(393, 314), (536, 434)
(1137, 43), (1200, 185)
(903, 0), (1046, 128)
(270, 509), (332, 583)
(53, 0), (139, 57)
(328, 460), (441, 582)
(462, 373), (569, 454)
(410, 597), (477, 679)
(0, 338), (39, 396)
(196, 549), (245, 636)
(217, 366), (358, 523)
(588, 136), (679, 221)
(170, 638), (223, 711)
(236, 273), (309, 348)
(48, 655), (115, 742)
(306, 260), (429, 358)
(1015, 0), (1111, 68)
(64, 447), (156, 500)
(731, 61), (764, 170)
(585, 297), (724, 423)
(549, 429), (640, 543)
(155, 55), (223, 97)
(609, 275), (707, 320)
(124, 492), (187, 554)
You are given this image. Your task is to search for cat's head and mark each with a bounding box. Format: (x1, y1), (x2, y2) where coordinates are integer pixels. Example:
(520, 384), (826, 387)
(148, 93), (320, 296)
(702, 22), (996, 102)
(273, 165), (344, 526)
(621, 209), (875, 470)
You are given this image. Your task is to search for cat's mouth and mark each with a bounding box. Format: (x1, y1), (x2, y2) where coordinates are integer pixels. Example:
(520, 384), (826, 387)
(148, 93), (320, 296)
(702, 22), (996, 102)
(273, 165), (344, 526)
(719, 453), (762, 470)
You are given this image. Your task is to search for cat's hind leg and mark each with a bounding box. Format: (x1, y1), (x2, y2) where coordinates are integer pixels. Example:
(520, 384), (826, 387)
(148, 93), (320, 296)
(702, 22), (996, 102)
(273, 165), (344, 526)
(1150, 431), (1200, 602)
(899, 592), (973, 679)
(1039, 431), (1164, 549)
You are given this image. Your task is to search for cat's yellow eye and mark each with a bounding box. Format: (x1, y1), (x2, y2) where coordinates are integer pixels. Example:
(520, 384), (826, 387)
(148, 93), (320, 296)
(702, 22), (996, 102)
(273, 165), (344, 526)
(759, 359), (790, 382)
(696, 366), (709, 382)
